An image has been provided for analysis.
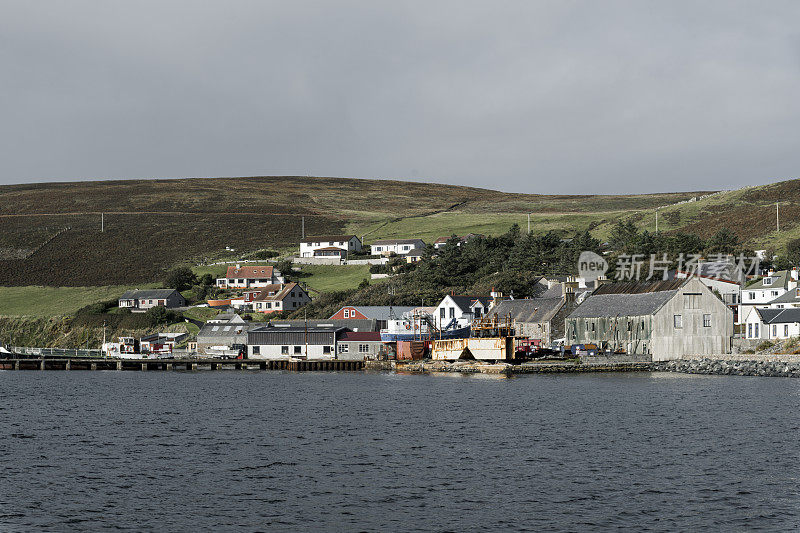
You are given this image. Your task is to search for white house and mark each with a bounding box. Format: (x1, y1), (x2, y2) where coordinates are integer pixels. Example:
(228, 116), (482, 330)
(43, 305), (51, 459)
(433, 234), (482, 250)
(246, 326), (345, 360)
(765, 287), (800, 309)
(299, 235), (362, 258)
(118, 289), (186, 310)
(216, 265), (284, 289)
(743, 307), (800, 341)
(370, 239), (425, 256)
(251, 282), (311, 313)
(739, 269), (798, 323)
(434, 295), (492, 330)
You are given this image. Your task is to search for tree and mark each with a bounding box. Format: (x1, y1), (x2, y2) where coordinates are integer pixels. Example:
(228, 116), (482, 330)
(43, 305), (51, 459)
(276, 259), (295, 281)
(705, 228), (740, 254)
(164, 267), (196, 291)
(609, 219), (639, 254)
(774, 239), (800, 270)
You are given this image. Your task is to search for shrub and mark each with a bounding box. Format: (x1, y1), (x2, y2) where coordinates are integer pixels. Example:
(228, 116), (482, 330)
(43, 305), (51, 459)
(145, 306), (180, 327)
(756, 340), (774, 352)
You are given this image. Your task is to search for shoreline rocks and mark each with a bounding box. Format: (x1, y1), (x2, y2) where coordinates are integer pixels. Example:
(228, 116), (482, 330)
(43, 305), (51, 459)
(366, 357), (800, 378)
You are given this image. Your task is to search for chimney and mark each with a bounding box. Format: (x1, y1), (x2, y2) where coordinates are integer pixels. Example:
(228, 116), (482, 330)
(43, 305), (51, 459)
(792, 268), (798, 281)
(564, 286), (575, 304)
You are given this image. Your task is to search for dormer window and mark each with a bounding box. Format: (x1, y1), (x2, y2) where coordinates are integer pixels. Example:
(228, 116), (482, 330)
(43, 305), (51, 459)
(764, 277), (773, 285)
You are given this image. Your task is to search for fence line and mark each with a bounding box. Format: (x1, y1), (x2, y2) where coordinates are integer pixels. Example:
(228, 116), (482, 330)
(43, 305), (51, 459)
(11, 347), (102, 358)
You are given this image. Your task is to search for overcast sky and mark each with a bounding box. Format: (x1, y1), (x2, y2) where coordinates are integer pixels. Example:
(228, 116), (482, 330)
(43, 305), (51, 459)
(1, 1), (799, 194)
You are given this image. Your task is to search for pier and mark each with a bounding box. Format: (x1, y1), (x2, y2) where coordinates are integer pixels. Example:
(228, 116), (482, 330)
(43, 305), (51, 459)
(0, 357), (365, 372)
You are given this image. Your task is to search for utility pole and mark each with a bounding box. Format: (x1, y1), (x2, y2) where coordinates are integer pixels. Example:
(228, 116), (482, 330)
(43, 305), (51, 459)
(304, 308), (308, 359)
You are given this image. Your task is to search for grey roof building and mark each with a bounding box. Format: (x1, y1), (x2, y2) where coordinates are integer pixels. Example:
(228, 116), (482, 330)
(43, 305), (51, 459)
(119, 289), (185, 310)
(196, 316), (255, 355)
(753, 308), (800, 324)
(566, 278), (733, 361)
(487, 297), (572, 344)
(247, 325), (346, 360)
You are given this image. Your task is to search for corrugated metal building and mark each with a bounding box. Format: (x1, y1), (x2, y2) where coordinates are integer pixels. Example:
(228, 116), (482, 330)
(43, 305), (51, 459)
(486, 296), (573, 344)
(565, 277), (733, 361)
(247, 326), (345, 360)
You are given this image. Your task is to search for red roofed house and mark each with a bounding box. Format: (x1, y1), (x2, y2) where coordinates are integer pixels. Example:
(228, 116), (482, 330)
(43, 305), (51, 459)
(336, 331), (384, 360)
(252, 283), (311, 313)
(216, 264), (284, 289)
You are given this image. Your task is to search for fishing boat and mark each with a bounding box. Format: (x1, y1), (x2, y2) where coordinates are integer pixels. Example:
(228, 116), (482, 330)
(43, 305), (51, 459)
(380, 309), (471, 342)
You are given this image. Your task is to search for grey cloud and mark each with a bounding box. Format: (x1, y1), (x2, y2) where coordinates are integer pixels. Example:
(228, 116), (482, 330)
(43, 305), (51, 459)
(1, 0), (799, 193)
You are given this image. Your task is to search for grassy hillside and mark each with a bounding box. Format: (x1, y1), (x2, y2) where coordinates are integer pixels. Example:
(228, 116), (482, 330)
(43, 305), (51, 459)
(0, 285), (157, 317)
(2, 174), (798, 288)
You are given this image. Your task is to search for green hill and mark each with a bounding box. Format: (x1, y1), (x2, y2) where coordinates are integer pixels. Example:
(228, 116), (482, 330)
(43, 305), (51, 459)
(0, 174), (797, 287)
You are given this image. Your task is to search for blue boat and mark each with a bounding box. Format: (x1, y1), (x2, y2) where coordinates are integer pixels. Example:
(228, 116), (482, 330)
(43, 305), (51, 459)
(380, 316), (471, 343)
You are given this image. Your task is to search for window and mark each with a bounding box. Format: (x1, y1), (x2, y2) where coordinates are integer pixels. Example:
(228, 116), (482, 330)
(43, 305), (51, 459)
(323, 346), (331, 354)
(786, 325), (790, 337)
(403, 245), (410, 251)
(281, 346), (289, 355)
(474, 308), (482, 318)
(449, 307), (455, 319)
(252, 346), (260, 355)
(773, 325), (777, 337)
(266, 302), (272, 309)
(294, 346), (302, 354)
(359, 344), (370, 353)
(627, 321), (631, 332)
(764, 277), (773, 285)
(339, 344), (349, 353)
(749, 292), (756, 300)
(772, 291), (779, 297)
(683, 293), (700, 309)
(344, 309), (350, 318)
(440, 308), (446, 319)
(703, 314), (711, 328)
(748, 324), (752, 338)
(674, 315), (682, 329)
(754, 323), (759, 337)
(591, 323), (596, 333)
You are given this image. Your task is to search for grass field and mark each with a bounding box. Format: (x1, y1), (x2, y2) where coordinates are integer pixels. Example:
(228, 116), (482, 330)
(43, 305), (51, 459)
(0, 285), (157, 317)
(294, 264), (372, 293)
(2, 175), (800, 287)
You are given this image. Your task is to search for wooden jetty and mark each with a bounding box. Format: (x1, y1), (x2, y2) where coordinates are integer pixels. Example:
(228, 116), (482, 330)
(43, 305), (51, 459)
(0, 357), (364, 372)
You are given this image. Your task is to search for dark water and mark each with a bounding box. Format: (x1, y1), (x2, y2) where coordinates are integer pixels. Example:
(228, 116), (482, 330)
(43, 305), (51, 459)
(1, 370), (799, 532)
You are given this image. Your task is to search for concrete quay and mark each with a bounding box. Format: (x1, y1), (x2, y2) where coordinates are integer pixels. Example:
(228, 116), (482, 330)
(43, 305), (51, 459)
(0, 357), (364, 372)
